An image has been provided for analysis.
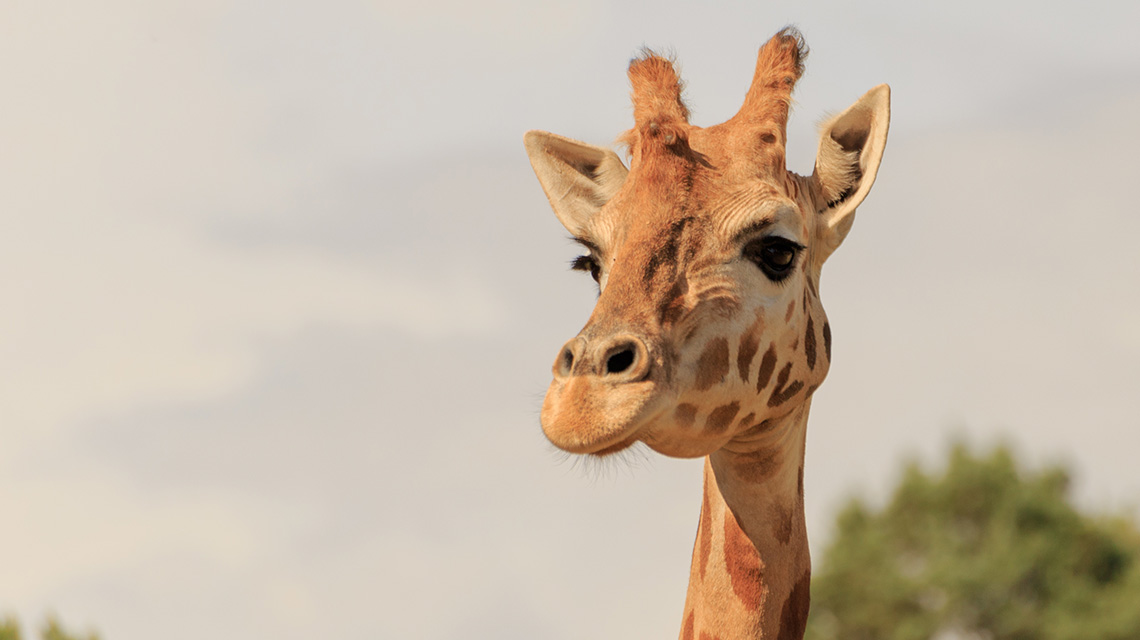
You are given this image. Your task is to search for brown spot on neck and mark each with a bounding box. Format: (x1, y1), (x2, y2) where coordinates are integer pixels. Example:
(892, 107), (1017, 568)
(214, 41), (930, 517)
(732, 447), (781, 481)
(784, 300), (795, 322)
(770, 502), (794, 545)
(776, 571), (811, 640)
(682, 609), (695, 640)
(723, 511), (765, 612)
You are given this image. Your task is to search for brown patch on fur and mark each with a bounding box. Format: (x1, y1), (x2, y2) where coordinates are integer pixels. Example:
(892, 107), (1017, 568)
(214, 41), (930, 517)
(682, 609), (695, 640)
(770, 502), (794, 545)
(723, 511), (765, 611)
(695, 337), (730, 391)
(705, 402), (741, 433)
(797, 465), (804, 497)
(675, 403), (698, 428)
(804, 315), (817, 370)
(801, 289), (809, 313)
(784, 300), (795, 322)
(658, 276), (689, 326)
(755, 345), (777, 393)
(644, 217), (692, 285)
(767, 362), (804, 408)
(736, 412), (756, 431)
(736, 315), (764, 383)
(776, 571), (811, 640)
(790, 335), (799, 352)
(699, 480), (712, 579)
(733, 447), (781, 481)
(822, 322), (832, 361)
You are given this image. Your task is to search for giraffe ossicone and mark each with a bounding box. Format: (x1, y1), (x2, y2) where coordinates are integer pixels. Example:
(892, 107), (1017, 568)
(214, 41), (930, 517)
(525, 28), (889, 640)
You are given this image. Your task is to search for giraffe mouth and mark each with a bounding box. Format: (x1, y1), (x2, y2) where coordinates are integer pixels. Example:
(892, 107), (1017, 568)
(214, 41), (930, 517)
(540, 374), (667, 455)
(593, 435), (640, 457)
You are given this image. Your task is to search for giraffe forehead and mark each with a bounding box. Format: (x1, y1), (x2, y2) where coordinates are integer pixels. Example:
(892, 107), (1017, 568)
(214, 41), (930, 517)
(608, 170), (805, 247)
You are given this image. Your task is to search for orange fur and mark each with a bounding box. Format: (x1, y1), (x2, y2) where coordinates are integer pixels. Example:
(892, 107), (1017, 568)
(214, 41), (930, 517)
(523, 25), (891, 640)
(734, 27), (807, 130)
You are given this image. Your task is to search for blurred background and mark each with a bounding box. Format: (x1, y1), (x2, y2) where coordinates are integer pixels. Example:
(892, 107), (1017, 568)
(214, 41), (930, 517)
(2, 1), (1138, 639)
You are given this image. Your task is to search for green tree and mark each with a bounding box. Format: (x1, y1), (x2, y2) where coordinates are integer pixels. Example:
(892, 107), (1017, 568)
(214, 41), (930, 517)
(806, 443), (1140, 640)
(0, 615), (21, 640)
(0, 615), (99, 640)
(39, 615), (99, 640)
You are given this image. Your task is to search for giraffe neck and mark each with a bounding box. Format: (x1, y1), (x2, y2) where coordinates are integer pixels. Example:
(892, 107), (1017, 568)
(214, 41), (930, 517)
(680, 402), (812, 640)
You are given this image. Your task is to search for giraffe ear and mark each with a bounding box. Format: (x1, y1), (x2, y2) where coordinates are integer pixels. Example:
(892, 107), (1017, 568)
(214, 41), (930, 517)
(811, 84), (890, 262)
(524, 130), (628, 236)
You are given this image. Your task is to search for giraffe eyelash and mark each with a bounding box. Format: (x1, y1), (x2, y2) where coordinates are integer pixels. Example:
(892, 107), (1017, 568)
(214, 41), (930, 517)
(571, 255), (602, 285)
(570, 255), (595, 271)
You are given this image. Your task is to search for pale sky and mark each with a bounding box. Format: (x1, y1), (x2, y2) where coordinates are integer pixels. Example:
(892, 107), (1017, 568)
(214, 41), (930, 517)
(2, 2), (1139, 639)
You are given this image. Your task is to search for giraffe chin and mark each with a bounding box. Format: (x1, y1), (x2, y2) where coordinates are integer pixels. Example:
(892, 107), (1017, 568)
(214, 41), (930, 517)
(592, 435), (640, 457)
(641, 432), (731, 459)
(539, 375), (665, 455)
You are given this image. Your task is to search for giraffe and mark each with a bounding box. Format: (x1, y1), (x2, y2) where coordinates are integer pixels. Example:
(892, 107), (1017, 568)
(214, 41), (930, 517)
(524, 28), (889, 639)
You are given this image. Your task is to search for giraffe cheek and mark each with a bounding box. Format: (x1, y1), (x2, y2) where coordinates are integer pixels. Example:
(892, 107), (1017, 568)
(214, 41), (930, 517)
(693, 337), (730, 390)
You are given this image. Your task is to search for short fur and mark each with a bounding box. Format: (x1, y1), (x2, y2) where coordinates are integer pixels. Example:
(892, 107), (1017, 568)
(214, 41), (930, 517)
(524, 27), (890, 640)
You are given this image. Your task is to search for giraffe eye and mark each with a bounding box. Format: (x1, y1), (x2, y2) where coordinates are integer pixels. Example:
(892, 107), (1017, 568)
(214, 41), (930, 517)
(743, 237), (801, 281)
(571, 255), (601, 283)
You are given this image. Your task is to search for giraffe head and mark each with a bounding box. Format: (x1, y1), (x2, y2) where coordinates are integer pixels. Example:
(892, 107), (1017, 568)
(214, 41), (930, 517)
(526, 29), (889, 458)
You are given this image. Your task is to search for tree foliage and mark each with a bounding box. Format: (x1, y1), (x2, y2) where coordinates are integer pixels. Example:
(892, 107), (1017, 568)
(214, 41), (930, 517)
(0, 615), (99, 640)
(806, 443), (1140, 640)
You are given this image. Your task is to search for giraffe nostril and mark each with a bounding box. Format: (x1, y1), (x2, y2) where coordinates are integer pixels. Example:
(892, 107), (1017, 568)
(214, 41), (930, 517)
(560, 346), (576, 376)
(596, 335), (650, 381)
(606, 348), (636, 375)
(553, 337), (585, 380)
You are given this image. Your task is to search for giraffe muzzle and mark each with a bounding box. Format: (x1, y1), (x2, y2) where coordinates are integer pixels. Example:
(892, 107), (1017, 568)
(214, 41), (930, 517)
(542, 332), (662, 455)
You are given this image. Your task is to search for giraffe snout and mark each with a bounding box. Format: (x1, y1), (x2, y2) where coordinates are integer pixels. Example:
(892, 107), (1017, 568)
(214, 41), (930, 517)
(553, 333), (651, 383)
(543, 331), (660, 455)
